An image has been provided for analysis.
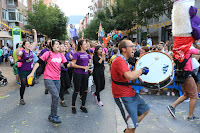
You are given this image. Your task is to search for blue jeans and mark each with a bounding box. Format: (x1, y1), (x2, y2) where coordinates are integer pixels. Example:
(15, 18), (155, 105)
(44, 79), (61, 117)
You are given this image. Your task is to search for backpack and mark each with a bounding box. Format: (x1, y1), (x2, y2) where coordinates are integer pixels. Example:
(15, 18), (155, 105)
(174, 55), (191, 70)
(174, 55), (192, 84)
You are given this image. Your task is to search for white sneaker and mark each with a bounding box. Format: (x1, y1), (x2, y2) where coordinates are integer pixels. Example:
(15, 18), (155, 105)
(92, 92), (97, 102)
(184, 98), (190, 102)
(167, 92), (170, 96)
(171, 92), (175, 96)
(97, 101), (103, 106)
(156, 92), (160, 96)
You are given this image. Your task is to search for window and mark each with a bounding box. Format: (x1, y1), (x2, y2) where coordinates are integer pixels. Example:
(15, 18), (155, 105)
(8, 9), (20, 21)
(90, 13), (93, 17)
(7, 0), (14, 5)
(8, 9), (16, 20)
(19, 14), (23, 22)
(2, 9), (7, 20)
(24, 16), (27, 25)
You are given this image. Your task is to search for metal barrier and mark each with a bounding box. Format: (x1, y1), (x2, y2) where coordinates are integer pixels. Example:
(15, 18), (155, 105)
(130, 66), (183, 96)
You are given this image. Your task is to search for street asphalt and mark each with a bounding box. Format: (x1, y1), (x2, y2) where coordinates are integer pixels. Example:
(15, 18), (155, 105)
(0, 66), (200, 133)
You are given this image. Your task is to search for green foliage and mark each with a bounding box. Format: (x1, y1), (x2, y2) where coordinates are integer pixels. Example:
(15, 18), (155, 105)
(25, 0), (68, 40)
(83, 0), (173, 39)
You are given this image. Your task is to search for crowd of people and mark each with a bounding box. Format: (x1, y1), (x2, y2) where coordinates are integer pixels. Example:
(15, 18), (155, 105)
(0, 43), (13, 64)
(5, 29), (111, 124)
(1, 29), (200, 132)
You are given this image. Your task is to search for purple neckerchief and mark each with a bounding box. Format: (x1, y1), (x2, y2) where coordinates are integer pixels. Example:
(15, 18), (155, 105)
(190, 6), (200, 40)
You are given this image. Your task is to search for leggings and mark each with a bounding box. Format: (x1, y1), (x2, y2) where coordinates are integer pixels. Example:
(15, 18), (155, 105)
(68, 67), (74, 86)
(44, 79), (60, 117)
(59, 70), (70, 101)
(72, 73), (88, 106)
(20, 78), (27, 99)
(93, 71), (105, 101)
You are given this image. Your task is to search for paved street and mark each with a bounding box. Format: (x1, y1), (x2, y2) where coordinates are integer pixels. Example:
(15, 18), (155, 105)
(0, 64), (200, 133)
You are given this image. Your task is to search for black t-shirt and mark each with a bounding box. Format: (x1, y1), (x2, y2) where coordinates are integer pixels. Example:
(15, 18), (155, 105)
(93, 54), (104, 72)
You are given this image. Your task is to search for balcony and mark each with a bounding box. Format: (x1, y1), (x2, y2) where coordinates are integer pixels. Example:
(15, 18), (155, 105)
(7, 0), (18, 8)
(7, 9), (23, 23)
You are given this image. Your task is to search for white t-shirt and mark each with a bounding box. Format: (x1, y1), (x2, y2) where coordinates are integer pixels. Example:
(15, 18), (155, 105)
(192, 58), (200, 69)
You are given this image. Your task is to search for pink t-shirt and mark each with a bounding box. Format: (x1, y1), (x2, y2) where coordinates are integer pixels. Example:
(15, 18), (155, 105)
(40, 51), (67, 80)
(183, 49), (198, 71)
(103, 48), (108, 54)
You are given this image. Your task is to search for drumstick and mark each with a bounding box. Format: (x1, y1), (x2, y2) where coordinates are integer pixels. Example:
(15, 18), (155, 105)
(148, 56), (159, 68)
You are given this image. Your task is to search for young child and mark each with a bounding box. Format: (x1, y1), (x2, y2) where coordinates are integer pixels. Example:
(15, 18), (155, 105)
(109, 48), (118, 68)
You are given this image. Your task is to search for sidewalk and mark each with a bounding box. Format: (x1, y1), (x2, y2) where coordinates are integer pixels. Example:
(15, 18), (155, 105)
(0, 62), (19, 97)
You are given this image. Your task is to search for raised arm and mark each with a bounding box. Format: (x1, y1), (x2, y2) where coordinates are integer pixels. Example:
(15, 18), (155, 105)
(31, 29), (38, 51)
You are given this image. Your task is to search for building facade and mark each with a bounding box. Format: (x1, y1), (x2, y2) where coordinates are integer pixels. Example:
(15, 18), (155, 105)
(102, 0), (115, 10)
(139, 0), (200, 44)
(0, 0), (33, 46)
(43, 0), (56, 7)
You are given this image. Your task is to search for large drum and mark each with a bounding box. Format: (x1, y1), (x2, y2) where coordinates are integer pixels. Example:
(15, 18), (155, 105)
(135, 51), (174, 89)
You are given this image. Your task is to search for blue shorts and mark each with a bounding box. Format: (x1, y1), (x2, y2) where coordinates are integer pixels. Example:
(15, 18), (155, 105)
(115, 93), (150, 129)
(198, 73), (200, 83)
(17, 69), (19, 74)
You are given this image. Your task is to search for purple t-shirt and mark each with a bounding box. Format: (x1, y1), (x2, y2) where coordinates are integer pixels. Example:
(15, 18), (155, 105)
(20, 50), (34, 71)
(40, 48), (49, 57)
(73, 52), (91, 74)
(61, 53), (70, 72)
(70, 28), (78, 37)
(89, 48), (94, 53)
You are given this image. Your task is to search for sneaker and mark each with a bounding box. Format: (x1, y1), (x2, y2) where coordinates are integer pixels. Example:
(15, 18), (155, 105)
(64, 90), (69, 94)
(167, 105), (176, 118)
(184, 98), (190, 102)
(45, 89), (48, 94)
(171, 92), (175, 96)
(92, 92), (97, 103)
(167, 92), (170, 96)
(80, 106), (88, 113)
(156, 92), (160, 96)
(48, 115), (54, 122)
(97, 101), (104, 106)
(187, 116), (200, 120)
(60, 101), (67, 107)
(72, 107), (76, 114)
(53, 116), (61, 124)
(48, 115), (61, 124)
(34, 79), (39, 84)
(20, 99), (26, 105)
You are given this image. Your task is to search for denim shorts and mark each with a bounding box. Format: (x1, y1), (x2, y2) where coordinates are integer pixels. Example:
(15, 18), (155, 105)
(115, 93), (150, 129)
(198, 73), (200, 83)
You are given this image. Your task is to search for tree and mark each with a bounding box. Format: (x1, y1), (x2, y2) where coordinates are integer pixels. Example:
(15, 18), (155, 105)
(25, 0), (68, 40)
(83, 0), (173, 39)
(83, 8), (115, 40)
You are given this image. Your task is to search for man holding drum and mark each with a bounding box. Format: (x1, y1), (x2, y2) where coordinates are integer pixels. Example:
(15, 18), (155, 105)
(111, 39), (150, 133)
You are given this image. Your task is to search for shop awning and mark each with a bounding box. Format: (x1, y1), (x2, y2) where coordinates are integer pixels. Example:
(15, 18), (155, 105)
(0, 31), (12, 40)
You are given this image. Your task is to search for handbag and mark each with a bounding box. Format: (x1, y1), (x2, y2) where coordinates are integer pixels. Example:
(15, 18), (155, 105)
(174, 55), (192, 84)
(175, 69), (192, 84)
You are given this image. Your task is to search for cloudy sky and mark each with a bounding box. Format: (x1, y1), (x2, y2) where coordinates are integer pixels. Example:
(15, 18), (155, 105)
(56, 0), (92, 16)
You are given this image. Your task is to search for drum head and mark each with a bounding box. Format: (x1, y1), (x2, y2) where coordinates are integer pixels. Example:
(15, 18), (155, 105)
(135, 52), (173, 84)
